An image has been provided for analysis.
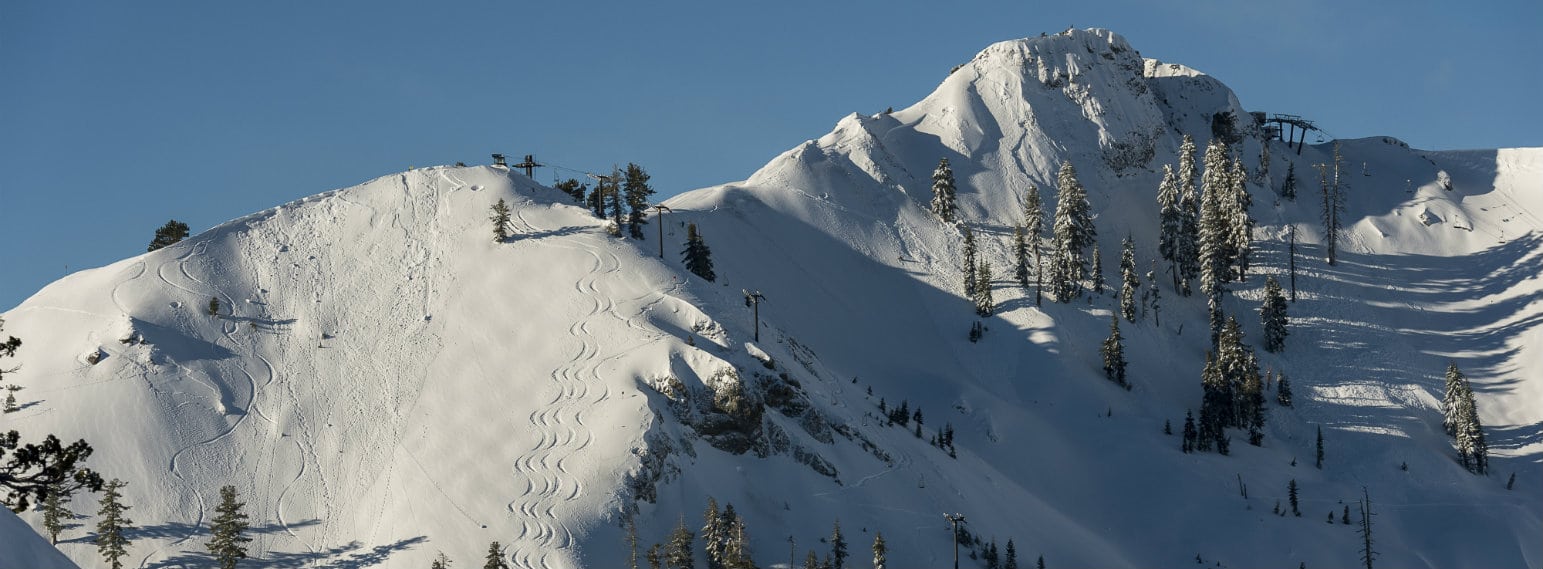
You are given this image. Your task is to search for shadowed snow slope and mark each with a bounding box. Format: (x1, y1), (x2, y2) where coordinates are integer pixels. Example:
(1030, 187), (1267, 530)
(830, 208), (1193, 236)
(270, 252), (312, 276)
(1, 508), (79, 568)
(4, 28), (1539, 569)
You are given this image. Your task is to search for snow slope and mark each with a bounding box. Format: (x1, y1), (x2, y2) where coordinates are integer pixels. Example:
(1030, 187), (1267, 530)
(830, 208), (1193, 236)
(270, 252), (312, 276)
(0, 508), (80, 569)
(2, 28), (1539, 569)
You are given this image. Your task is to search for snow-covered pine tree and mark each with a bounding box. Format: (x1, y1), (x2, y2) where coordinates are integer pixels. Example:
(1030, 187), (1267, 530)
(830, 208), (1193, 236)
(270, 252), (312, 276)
(1119, 236), (1139, 321)
(1228, 156), (1254, 281)
(725, 514), (752, 569)
(431, 552), (453, 569)
(1024, 185), (1045, 306)
(872, 532), (886, 569)
(1260, 276), (1289, 352)
(1216, 316), (1256, 430)
(1244, 367), (1265, 446)
(42, 482), (71, 544)
(974, 260), (995, 317)
(1197, 352), (1224, 452)
(702, 497), (725, 569)
(1013, 226), (1030, 288)
(963, 226), (979, 297)
(1198, 141), (1231, 340)
(94, 478), (132, 569)
(804, 550), (820, 569)
(831, 519), (847, 569)
(1146, 265), (1162, 326)
(1156, 164), (1183, 292)
(666, 515), (696, 569)
(648, 545), (664, 569)
(1282, 161), (1297, 200)
(207, 485), (252, 569)
(1005, 538), (1018, 569)
(1452, 375), (1489, 474)
(1442, 363), (1466, 435)
(1091, 246), (1106, 295)
(682, 223), (716, 282)
(1276, 373), (1294, 407)
(484, 541), (510, 569)
(490, 198), (512, 242)
(1101, 315), (1127, 388)
(931, 157), (958, 223)
(624, 163), (656, 240)
(1049, 161), (1095, 302)
(147, 219), (191, 252)
(1176, 135), (1201, 296)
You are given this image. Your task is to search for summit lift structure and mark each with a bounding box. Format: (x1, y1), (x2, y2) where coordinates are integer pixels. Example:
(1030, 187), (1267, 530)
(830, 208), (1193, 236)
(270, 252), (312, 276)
(1255, 113), (1324, 155)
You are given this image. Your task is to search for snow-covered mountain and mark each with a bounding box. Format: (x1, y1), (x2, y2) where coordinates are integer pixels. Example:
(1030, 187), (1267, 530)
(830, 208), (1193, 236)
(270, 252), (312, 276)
(3, 28), (1539, 569)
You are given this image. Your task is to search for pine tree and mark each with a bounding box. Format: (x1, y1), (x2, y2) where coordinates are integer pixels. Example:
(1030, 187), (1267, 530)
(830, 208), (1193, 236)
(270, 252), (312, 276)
(872, 532), (886, 569)
(702, 497), (725, 569)
(1198, 140), (1232, 340)
(1146, 265), (1162, 326)
(1024, 185), (1046, 306)
(431, 552), (453, 569)
(1451, 371), (1489, 474)
(1049, 161), (1096, 301)
(1342, 505), (1351, 525)
(1260, 276), (1289, 352)
(666, 515), (696, 569)
(1441, 363), (1466, 436)
(1119, 236), (1139, 321)
(1090, 246), (1106, 295)
(1243, 367), (1265, 446)
(624, 163), (656, 240)
(147, 219), (191, 252)
(484, 541), (510, 569)
(1037, 554), (1046, 569)
(648, 545), (665, 569)
(804, 550), (820, 569)
(1282, 161), (1298, 200)
(208, 296), (221, 316)
(724, 514), (752, 569)
(974, 261), (995, 317)
(682, 223), (716, 282)
(490, 198), (512, 242)
(1175, 135), (1201, 296)
(1197, 353), (1223, 452)
(207, 485), (252, 569)
(554, 178), (587, 203)
(1005, 539), (1018, 569)
(94, 478), (132, 569)
(931, 158), (959, 223)
(831, 519), (847, 569)
(1101, 315), (1127, 388)
(1315, 425), (1324, 469)
(1277, 373), (1294, 407)
(42, 482), (71, 544)
(963, 226), (979, 297)
(1156, 164), (1184, 292)
(984, 539), (1000, 569)
(1013, 226), (1030, 288)
(1228, 156), (1254, 281)
(1287, 479), (1300, 516)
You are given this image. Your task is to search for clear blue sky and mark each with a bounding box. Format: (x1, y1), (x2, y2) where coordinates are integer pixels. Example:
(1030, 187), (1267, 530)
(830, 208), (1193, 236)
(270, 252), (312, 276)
(3, 1), (1538, 309)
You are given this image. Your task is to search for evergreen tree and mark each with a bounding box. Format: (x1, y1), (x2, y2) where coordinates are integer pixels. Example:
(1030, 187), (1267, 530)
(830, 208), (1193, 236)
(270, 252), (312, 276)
(1287, 479), (1300, 516)
(1013, 226), (1030, 288)
(648, 545), (664, 569)
(624, 163), (656, 240)
(1315, 425), (1324, 469)
(1119, 236), (1139, 321)
(681, 223), (716, 282)
(1260, 276), (1289, 352)
(554, 178), (587, 203)
(963, 226), (979, 297)
(1090, 246), (1106, 295)
(588, 178), (609, 218)
(666, 515), (697, 569)
(1101, 316), (1127, 388)
(1227, 156), (1254, 281)
(804, 550), (820, 569)
(1037, 554), (1046, 569)
(931, 158), (959, 223)
(147, 219), (191, 252)
(984, 539), (1000, 569)
(490, 198), (512, 242)
(872, 532), (886, 569)
(1049, 161), (1096, 301)
(1023, 185), (1046, 306)
(1181, 410), (1197, 453)
(1243, 368), (1265, 446)
(974, 261), (995, 317)
(1198, 140), (1232, 341)
(431, 552), (453, 569)
(1175, 135), (1202, 296)
(42, 482), (71, 544)
(208, 296), (221, 317)
(1156, 164), (1184, 292)
(607, 167), (626, 231)
(724, 514), (752, 569)
(1146, 266), (1162, 326)
(207, 485), (251, 569)
(1258, 139), (1271, 186)
(1276, 373), (1294, 407)
(484, 541), (510, 569)
(1451, 370), (1489, 474)
(831, 519), (847, 569)
(1282, 161), (1298, 200)
(1343, 505), (1351, 525)
(94, 478), (132, 569)
(702, 497), (725, 569)
(1196, 352), (1224, 452)
(1441, 363), (1466, 436)
(1004, 539), (1018, 569)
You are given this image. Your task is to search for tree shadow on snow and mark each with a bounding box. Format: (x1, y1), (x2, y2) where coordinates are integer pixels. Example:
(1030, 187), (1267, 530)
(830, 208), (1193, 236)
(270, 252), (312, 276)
(139, 530), (426, 569)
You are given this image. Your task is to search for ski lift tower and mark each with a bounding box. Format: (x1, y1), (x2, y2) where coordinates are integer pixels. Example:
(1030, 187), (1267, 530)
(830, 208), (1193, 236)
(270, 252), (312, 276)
(512, 154), (544, 179)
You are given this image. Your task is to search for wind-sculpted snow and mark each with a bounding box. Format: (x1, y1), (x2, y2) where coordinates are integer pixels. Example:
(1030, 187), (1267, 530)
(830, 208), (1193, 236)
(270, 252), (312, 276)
(3, 28), (1540, 569)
